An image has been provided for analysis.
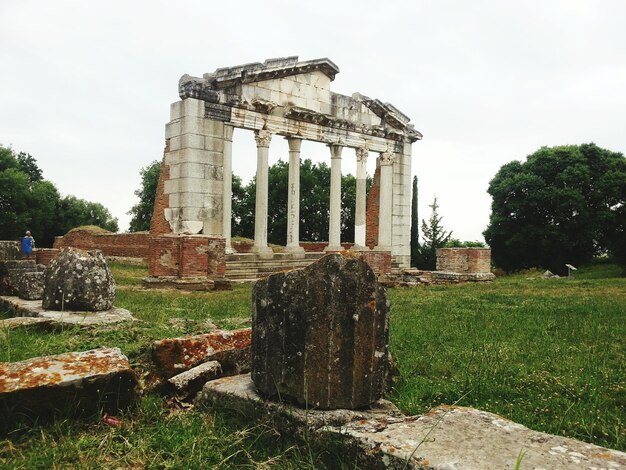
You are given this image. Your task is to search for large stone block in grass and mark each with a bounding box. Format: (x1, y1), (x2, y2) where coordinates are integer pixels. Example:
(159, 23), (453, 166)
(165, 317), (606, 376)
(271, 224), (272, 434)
(251, 253), (389, 410)
(42, 247), (115, 311)
(152, 328), (252, 378)
(0, 348), (138, 427)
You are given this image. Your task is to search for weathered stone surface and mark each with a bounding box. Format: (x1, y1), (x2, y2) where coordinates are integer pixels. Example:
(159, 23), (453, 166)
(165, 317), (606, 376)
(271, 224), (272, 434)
(326, 406), (626, 469)
(42, 248), (116, 311)
(152, 328), (251, 378)
(168, 360), (222, 396)
(0, 316), (54, 330)
(430, 271), (496, 282)
(0, 348), (138, 427)
(0, 296), (135, 327)
(196, 374), (402, 432)
(252, 253), (389, 410)
(198, 374), (626, 470)
(16, 271), (44, 300)
(0, 241), (19, 261)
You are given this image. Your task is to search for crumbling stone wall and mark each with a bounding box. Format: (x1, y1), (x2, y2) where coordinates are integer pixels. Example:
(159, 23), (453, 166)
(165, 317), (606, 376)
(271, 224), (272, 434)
(54, 231), (149, 259)
(436, 248), (492, 273)
(150, 140), (173, 236)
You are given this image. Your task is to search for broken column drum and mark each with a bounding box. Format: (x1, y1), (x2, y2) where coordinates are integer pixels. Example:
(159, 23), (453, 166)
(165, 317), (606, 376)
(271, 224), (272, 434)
(252, 254), (389, 410)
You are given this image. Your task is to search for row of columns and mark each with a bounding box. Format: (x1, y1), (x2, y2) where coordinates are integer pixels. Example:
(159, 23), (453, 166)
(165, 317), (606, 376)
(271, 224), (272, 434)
(222, 126), (395, 257)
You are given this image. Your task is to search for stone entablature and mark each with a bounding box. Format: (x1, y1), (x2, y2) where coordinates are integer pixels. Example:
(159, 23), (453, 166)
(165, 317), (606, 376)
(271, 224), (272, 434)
(157, 57), (421, 269)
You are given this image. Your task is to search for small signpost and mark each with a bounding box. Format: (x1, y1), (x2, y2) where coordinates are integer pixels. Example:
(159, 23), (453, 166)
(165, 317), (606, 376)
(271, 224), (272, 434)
(565, 263), (577, 279)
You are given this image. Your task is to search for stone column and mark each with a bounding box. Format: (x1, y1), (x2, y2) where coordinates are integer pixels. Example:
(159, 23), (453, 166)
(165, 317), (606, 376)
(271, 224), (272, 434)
(325, 144), (343, 252)
(222, 125), (234, 254)
(353, 146), (369, 250)
(285, 137), (305, 256)
(253, 130), (274, 258)
(375, 149), (394, 251)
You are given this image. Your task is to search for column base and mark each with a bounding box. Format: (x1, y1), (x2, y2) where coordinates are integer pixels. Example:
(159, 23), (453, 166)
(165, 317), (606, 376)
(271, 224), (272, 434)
(252, 245), (274, 259)
(373, 245), (391, 252)
(225, 246), (235, 255)
(284, 245), (306, 258)
(324, 245), (344, 252)
(350, 244), (370, 252)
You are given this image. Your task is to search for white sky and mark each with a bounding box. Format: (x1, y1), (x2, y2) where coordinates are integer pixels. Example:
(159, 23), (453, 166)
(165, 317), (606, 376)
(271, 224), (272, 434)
(1, 0), (625, 242)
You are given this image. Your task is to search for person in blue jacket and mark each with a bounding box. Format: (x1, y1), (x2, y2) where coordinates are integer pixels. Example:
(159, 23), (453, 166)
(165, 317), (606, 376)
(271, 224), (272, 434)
(21, 231), (35, 256)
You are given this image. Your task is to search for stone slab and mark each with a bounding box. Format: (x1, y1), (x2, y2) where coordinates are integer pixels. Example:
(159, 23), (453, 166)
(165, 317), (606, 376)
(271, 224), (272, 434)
(152, 328), (251, 378)
(168, 360), (222, 396)
(0, 295), (135, 327)
(0, 316), (54, 330)
(430, 271), (496, 282)
(0, 347), (138, 427)
(197, 374), (626, 470)
(196, 373), (402, 431)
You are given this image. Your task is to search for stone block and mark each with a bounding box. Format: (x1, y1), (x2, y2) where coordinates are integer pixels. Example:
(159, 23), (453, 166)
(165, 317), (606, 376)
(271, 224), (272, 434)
(168, 360), (222, 396)
(197, 374), (626, 470)
(0, 241), (19, 261)
(0, 348), (138, 427)
(165, 120), (182, 139)
(42, 248), (115, 312)
(16, 271), (44, 300)
(204, 136), (225, 152)
(252, 253), (389, 409)
(152, 328), (252, 378)
(0, 316), (54, 330)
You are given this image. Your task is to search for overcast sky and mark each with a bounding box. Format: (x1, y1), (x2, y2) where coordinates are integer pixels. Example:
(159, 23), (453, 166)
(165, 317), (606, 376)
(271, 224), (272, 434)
(1, 0), (625, 242)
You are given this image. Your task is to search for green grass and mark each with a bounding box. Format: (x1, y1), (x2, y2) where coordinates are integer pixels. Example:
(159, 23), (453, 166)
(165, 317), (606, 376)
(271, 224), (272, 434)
(1, 260), (624, 467)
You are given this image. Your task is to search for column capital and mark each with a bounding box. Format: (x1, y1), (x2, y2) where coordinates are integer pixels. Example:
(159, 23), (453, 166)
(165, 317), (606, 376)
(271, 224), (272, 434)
(355, 146), (369, 162)
(286, 136), (303, 152)
(328, 144), (343, 159)
(380, 150), (395, 165)
(255, 129), (273, 148)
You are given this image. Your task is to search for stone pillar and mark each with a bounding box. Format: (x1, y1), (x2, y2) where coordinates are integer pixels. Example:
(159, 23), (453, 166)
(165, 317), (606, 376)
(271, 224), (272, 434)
(285, 137), (305, 256)
(375, 149), (394, 251)
(353, 146), (369, 250)
(222, 125), (234, 254)
(253, 130), (274, 258)
(325, 144), (343, 252)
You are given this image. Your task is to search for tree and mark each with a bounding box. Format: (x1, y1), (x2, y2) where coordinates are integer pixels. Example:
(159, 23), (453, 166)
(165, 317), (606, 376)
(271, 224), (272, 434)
(419, 196), (452, 270)
(410, 176), (420, 267)
(484, 143), (626, 273)
(0, 145), (119, 246)
(128, 160), (161, 232)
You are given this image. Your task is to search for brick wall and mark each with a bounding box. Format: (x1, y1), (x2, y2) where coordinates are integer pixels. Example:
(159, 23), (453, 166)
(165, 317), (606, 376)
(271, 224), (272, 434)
(365, 164), (380, 249)
(35, 248), (60, 266)
(150, 140), (172, 236)
(54, 231), (150, 259)
(436, 248), (492, 273)
(359, 250), (392, 274)
(148, 235), (225, 278)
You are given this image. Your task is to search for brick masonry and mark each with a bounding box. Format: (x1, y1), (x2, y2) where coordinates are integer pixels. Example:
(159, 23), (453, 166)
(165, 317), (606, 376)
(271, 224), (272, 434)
(365, 164), (380, 249)
(35, 249), (60, 266)
(150, 140), (173, 236)
(359, 250), (392, 275)
(436, 248), (492, 273)
(148, 235), (226, 278)
(54, 231), (149, 259)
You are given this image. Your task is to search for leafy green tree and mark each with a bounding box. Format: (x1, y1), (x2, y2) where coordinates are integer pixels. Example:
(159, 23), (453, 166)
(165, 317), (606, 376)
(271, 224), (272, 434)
(0, 145), (118, 246)
(128, 160), (161, 232)
(484, 143), (626, 273)
(419, 196), (452, 270)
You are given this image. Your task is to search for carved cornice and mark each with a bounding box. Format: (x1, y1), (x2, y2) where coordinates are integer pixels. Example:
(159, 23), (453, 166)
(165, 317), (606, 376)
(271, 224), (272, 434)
(254, 130), (273, 148)
(178, 74), (219, 102)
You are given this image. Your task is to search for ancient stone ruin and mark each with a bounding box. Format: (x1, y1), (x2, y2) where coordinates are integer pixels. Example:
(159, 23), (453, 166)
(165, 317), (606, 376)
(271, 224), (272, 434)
(433, 247), (495, 282)
(251, 253), (388, 409)
(42, 247), (116, 311)
(145, 56), (421, 287)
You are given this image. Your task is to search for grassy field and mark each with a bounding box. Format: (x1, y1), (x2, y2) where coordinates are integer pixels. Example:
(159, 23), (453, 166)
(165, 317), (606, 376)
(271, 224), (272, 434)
(1, 261), (624, 468)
